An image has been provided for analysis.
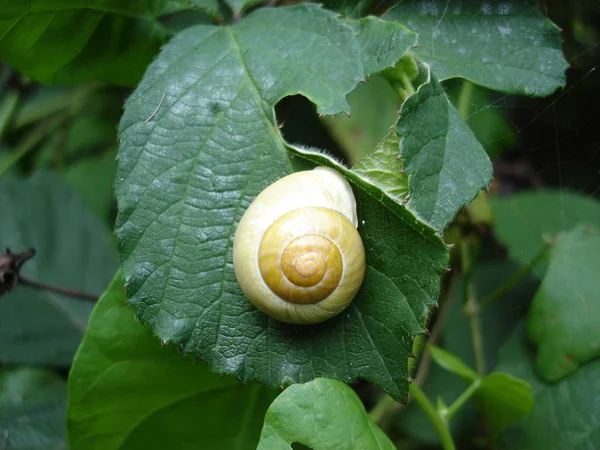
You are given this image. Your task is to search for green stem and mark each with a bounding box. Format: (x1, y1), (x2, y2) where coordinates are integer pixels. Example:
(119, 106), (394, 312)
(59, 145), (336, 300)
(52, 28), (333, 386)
(410, 384), (456, 450)
(444, 380), (481, 421)
(400, 72), (415, 97)
(0, 114), (66, 177)
(0, 89), (20, 140)
(368, 394), (397, 425)
(457, 80), (474, 120)
(480, 245), (550, 309)
(461, 238), (485, 375)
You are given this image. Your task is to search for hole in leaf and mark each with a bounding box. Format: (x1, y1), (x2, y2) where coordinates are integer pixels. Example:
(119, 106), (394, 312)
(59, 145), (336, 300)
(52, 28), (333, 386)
(274, 95), (349, 166)
(291, 442), (313, 450)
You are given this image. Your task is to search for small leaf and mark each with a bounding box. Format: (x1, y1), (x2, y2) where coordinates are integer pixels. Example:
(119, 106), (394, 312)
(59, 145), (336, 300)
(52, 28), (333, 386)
(490, 190), (600, 274)
(0, 367), (67, 450)
(68, 273), (277, 450)
(475, 372), (533, 438)
(427, 344), (478, 382)
(257, 378), (395, 450)
(352, 131), (408, 201)
(384, 0), (568, 96)
(395, 69), (492, 230)
(497, 323), (600, 449)
(527, 224), (600, 381)
(0, 172), (118, 366)
(427, 345), (533, 438)
(0, 1), (168, 86)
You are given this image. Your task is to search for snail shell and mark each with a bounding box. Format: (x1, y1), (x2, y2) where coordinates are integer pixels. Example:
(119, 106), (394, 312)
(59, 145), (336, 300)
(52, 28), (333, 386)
(233, 167), (366, 324)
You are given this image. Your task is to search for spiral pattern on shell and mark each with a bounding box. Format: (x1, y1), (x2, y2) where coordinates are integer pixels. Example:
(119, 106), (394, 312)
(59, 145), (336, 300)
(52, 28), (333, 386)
(233, 167), (366, 324)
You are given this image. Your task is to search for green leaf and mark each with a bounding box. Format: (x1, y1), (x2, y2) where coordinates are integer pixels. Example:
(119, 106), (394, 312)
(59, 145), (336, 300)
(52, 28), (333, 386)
(384, 0), (568, 96)
(352, 131), (408, 201)
(115, 4), (442, 402)
(427, 344), (478, 382)
(0, 367), (67, 450)
(347, 17), (417, 74)
(476, 372), (533, 438)
(427, 344), (533, 437)
(394, 69), (492, 230)
(527, 224), (600, 381)
(0, 172), (117, 366)
(257, 378), (395, 450)
(63, 149), (117, 222)
(497, 323), (600, 449)
(490, 190), (600, 274)
(0, 1), (168, 87)
(428, 346), (533, 437)
(68, 273), (277, 450)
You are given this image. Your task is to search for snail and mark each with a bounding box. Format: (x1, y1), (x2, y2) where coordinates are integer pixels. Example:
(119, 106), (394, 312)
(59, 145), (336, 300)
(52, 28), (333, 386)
(233, 167), (366, 325)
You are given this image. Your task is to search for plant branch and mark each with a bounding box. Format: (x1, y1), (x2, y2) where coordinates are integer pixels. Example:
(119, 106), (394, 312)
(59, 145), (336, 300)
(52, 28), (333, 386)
(18, 276), (98, 302)
(0, 113), (67, 177)
(457, 80), (474, 120)
(461, 238), (485, 375)
(480, 244), (550, 309)
(444, 379), (481, 421)
(409, 383), (456, 450)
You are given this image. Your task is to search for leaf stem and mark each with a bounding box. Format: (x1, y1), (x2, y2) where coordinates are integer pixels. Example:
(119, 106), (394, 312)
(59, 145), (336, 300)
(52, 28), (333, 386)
(457, 80), (474, 120)
(0, 113), (67, 177)
(18, 276), (98, 302)
(480, 245), (550, 309)
(0, 89), (19, 140)
(409, 383), (456, 450)
(400, 72), (415, 97)
(461, 238), (485, 375)
(444, 379), (481, 421)
(368, 393), (397, 424)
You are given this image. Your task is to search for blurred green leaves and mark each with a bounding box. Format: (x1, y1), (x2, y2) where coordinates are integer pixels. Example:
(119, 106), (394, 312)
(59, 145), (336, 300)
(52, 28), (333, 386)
(0, 367), (67, 449)
(0, 1), (169, 86)
(0, 172), (117, 366)
(491, 190), (600, 273)
(527, 224), (600, 381)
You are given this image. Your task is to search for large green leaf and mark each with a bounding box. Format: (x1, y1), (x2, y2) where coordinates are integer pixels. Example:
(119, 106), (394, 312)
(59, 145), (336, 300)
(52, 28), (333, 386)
(384, 0), (568, 96)
(115, 4), (445, 402)
(0, 1), (169, 86)
(528, 224), (600, 381)
(68, 273), (277, 450)
(0, 172), (117, 366)
(0, 367), (67, 450)
(394, 70), (492, 230)
(490, 190), (600, 273)
(258, 378), (394, 450)
(497, 323), (600, 449)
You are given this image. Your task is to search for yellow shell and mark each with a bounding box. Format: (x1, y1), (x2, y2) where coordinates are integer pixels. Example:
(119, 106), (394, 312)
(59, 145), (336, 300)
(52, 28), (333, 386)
(233, 167), (366, 324)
